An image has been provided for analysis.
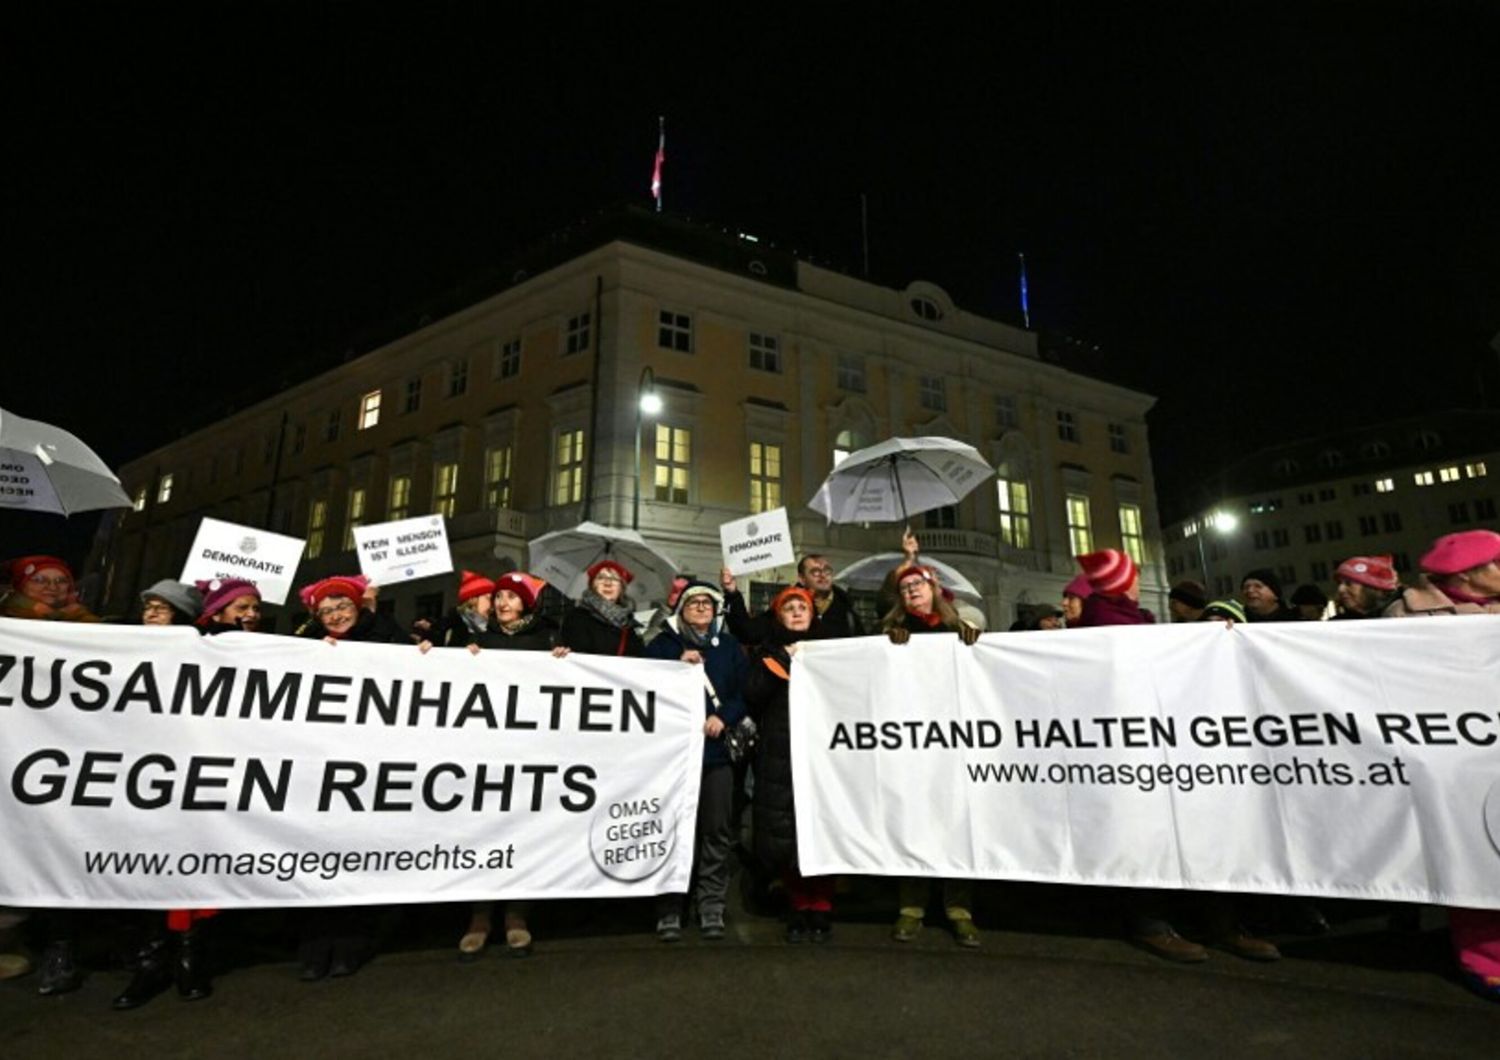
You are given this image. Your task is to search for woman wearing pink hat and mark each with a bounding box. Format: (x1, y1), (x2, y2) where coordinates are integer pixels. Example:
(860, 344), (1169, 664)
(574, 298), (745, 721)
(194, 577), (264, 634)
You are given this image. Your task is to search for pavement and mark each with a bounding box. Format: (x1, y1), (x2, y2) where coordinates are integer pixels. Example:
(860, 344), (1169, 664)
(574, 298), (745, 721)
(2, 882), (1495, 1058)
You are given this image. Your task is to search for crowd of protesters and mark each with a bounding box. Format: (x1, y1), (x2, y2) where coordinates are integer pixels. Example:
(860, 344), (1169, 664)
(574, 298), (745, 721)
(1, 524), (1498, 1007)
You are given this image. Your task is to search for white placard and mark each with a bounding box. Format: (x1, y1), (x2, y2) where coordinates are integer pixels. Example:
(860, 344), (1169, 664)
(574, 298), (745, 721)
(180, 517), (305, 606)
(352, 515), (454, 586)
(719, 507), (795, 576)
(0, 448), (62, 511)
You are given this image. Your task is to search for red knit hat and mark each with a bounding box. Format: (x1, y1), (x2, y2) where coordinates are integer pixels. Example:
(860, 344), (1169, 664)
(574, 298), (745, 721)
(1062, 573), (1094, 600)
(495, 571), (546, 613)
(10, 555), (72, 592)
(1076, 550), (1138, 596)
(195, 577), (261, 619)
(299, 575), (369, 612)
(1419, 530), (1500, 576)
(457, 570), (497, 604)
(770, 585), (814, 620)
(1335, 555), (1398, 592)
(587, 559), (634, 585)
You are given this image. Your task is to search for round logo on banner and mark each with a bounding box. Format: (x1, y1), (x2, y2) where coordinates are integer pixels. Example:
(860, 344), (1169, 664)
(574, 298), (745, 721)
(589, 794), (676, 881)
(1484, 779), (1500, 860)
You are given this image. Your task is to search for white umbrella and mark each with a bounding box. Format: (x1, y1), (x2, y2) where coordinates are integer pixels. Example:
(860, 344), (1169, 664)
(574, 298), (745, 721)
(527, 521), (681, 606)
(0, 407), (132, 515)
(809, 436), (993, 525)
(834, 552), (984, 605)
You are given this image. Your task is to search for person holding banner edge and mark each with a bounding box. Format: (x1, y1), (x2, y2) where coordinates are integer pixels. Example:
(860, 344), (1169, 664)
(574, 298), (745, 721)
(556, 560), (646, 658)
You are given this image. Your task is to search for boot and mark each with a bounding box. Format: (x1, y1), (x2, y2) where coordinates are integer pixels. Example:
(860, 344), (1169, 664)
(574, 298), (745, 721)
(175, 926), (213, 1001)
(37, 940), (83, 996)
(112, 937), (173, 1010)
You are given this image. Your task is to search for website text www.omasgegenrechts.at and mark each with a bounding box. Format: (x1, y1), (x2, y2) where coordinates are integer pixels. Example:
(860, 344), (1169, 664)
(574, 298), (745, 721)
(83, 843), (516, 882)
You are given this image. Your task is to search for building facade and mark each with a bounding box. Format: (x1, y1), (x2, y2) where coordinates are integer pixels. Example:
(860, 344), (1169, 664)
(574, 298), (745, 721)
(1162, 411), (1498, 602)
(91, 208), (1167, 629)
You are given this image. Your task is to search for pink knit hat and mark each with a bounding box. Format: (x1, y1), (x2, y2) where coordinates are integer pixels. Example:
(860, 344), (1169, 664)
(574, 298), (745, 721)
(495, 571), (546, 613)
(1062, 573), (1094, 600)
(1419, 530), (1500, 576)
(195, 577), (261, 619)
(1336, 555), (1398, 592)
(1076, 550), (1138, 596)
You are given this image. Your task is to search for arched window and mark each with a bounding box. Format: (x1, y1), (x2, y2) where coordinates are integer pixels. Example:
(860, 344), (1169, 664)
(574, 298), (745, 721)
(1272, 458), (1300, 477)
(833, 428), (867, 468)
(1317, 449), (1345, 469)
(1360, 440), (1391, 459)
(910, 297), (943, 321)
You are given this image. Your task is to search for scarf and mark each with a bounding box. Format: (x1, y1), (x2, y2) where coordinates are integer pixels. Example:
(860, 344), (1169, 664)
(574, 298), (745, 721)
(460, 607), (490, 635)
(904, 607), (945, 629)
(581, 589), (634, 630)
(497, 612), (539, 636)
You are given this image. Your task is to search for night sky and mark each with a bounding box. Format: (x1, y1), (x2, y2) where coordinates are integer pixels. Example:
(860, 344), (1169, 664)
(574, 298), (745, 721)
(6, 3), (1500, 560)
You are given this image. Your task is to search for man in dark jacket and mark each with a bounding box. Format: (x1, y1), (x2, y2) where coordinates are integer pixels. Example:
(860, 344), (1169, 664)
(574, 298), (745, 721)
(720, 554), (865, 647)
(1240, 568), (1298, 623)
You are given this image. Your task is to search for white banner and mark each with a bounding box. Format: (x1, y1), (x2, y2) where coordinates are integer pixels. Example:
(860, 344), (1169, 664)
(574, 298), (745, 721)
(792, 618), (1500, 909)
(0, 619), (704, 908)
(353, 515), (454, 586)
(719, 507), (795, 577)
(180, 517), (305, 605)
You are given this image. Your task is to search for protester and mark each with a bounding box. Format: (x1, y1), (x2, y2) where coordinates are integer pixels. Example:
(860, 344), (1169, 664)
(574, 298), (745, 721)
(1060, 573), (1092, 626)
(1289, 583), (1329, 621)
(298, 575), (404, 645)
(1072, 550), (1154, 627)
(194, 577), (263, 634)
(1201, 598), (1247, 624)
(1167, 580), (1208, 623)
(439, 569), (497, 646)
(556, 560), (645, 656)
(138, 579), (203, 625)
(744, 587), (832, 943)
(721, 553), (866, 646)
(1, 555), (100, 622)
(1240, 569), (1297, 622)
(0, 910), (28, 982)
(646, 580), (749, 942)
(1332, 555), (1404, 619)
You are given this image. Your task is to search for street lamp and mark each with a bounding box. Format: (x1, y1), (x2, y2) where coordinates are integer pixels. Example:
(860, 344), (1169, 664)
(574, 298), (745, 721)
(1193, 510), (1238, 591)
(632, 366), (662, 530)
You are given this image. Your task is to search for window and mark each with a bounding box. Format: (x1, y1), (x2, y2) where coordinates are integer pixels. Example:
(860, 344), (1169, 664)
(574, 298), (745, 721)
(263, 433), (277, 465)
(837, 353), (866, 393)
(749, 333), (781, 373)
(1361, 441), (1392, 459)
(1304, 524), (1322, 544)
(1393, 551), (1412, 571)
(484, 446), (513, 510)
(1272, 528), (1290, 548)
(404, 377), (422, 414)
(344, 488), (366, 551)
(833, 428), (866, 469)
(749, 442), (782, 513)
(388, 475), (411, 520)
(994, 395), (1019, 431)
(919, 374), (947, 412)
(157, 473), (174, 504)
(1297, 491), (1316, 506)
(1065, 494), (1092, 555)
(1449, 502), (1471, 525)
(1273, 458), (1300, 477)
(359, 390), (381, 430)
(433, 463), (459, 517)
(1467, 462), (1488, 479)
(910, 296), (942, 321)
(1056, 410), (1079, 443)
(565, 313), (591, 355)
(1438, 465), (1461, 483)
(1108, 423), (1129, 455)
(1318, 450), (1345, 469)
(291, 422), (306, 455)
(1375, 478), (1395, 493)
(1352, 482), (1372, 497)
(1319, 488), (1336, 502)
(1358, 515), (1378, 535)
(997, 478), (1032, 550)
(448, 358), (468, 399)
(1476, 498), (1498, 520)
(132, 486), (146, 512)
(1381, 511), (1402, 532)
(654, 425), (691, 504)
(1118, 503), (1145, 565)
(1414, 470), (1435, 486)
(1325, 520), (1344, 541)
(1253, 530), (1269, 550)
(326, 408), (341, 442)
(1413, 430), (1442, 451)
(554, 429), (585, 505)
(496, 339), (521, 380)
(307, 499), (328, 559)
(1310, 560), (1329, 582)
(923, 505), (957, 529)
(658, 310), (692, 352)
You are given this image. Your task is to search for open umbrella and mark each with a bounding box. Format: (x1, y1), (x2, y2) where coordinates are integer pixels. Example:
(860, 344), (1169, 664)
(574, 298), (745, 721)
(527, 521), (681, 605)
(834, 552), (984, 605)
(0, 407), (132, 515)
(809, 436), (993, 525)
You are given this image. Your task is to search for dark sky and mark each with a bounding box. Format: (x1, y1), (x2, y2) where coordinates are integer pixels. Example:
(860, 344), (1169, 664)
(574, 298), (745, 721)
(6, 3), (1500, 558)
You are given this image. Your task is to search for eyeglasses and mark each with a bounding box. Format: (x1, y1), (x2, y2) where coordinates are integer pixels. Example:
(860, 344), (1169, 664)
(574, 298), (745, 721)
(683, 597), (716, 608)
(593, 573), (623, 584)
(316, 601), (358, 619)
(27, 575), (70, 589)
(899, 582), (930, 596)
(141, 602), (174, 615)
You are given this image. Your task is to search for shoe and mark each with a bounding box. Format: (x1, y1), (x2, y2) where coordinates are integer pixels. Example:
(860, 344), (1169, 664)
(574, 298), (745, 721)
(0, 953), (31, 981)
(1286, 901), (1330, 936)
(785, 912), (809, 944)
(1461, 971), (1500, 1002)
(951, 918), (981, 948)
(656, 914), (682, 943)
(808, 911), (832, 944)
(1216, 932), (1281, 962)
(1133, 930), (1209, 964)
(113, 938), (173, 1010)
(504, 915), (532, 957)
(37, 941), (82, 996)
(176, 927), (213, 1000)
(297, 937), (332, 982)
(699, 910), (726, 941)
(892, 915), (923, 943)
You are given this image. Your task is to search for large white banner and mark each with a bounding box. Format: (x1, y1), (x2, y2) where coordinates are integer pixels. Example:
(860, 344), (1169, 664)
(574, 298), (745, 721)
(792, 618), (1500, 909)
(0, 619), (703, 908)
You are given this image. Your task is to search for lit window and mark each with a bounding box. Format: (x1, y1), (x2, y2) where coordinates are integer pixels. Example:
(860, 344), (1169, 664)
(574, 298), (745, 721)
(433, 463), (459, 517)
(1375, 478), (1395, 493)
(919, 374), (947, 412)
(749, 442), (782, 513)
(343, 488), (366, 551)
(1057, 410), (1079, 443)
(485, 446), (513, 510)
(1065, 493), (1093, 555)
(997, 478), (1032, 550)
(654, 425), (691, 504)
(658, 310), (692, 352)
(132, 486), (146, 512)
(565, 313), (591, 355)
(749, 333), (781, 373)
(157, 473), (174, 504)
(404, 377), (422, 414)
(1118, 504), (1145, 564)
(359, 390), (382, 430)
(1413, 470), (1435, 486)
(1466, 462), (1487, 478)
(554, 429), (585, 505)
(1109, 423), (1129, 455)
(307, 499), (327, 559)
(496, 339), (521, 380)
(1438, 465), (1461, 483)
(388, 475), (411, 520)
(837, 353), (866, 393)
(448, 359), (468, 399)
(994, 395), (1019, 431)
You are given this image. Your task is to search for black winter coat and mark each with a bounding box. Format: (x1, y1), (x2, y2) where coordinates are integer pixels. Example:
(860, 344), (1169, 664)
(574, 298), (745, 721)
(472, 614), (557, 652)
(724, 584), (864, 648)
(745, 635), (809, 872)
(299, 609), (409, 644)
(557, 606), (645, 657)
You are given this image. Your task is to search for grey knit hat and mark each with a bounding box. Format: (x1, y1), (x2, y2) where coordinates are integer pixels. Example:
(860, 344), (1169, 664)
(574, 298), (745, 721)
(140, 579), (204, 620)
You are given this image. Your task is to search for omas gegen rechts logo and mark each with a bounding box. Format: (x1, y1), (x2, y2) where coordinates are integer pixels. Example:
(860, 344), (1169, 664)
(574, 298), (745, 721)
(589, 794), (676, 881)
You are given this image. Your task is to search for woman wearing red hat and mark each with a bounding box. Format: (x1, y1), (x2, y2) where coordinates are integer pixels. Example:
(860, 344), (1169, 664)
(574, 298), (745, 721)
(556, 559), (645, 657)
(1, 555), (100, 622)
(430, 570), (497, 647)
(453, 570), (556, 959)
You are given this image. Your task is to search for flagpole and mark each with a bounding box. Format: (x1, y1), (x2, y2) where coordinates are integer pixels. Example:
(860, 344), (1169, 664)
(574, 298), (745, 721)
(1017, 252), (1031, 330)
(655, 116), (665, 213)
